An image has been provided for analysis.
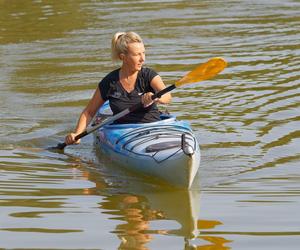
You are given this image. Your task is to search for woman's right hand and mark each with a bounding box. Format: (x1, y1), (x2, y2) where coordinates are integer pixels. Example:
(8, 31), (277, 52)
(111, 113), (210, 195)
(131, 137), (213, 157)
(65, 133), (81, 145)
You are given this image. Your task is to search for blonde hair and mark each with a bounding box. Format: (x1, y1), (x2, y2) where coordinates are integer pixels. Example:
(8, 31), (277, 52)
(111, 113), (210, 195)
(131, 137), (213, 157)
(111, 31), (143, 62)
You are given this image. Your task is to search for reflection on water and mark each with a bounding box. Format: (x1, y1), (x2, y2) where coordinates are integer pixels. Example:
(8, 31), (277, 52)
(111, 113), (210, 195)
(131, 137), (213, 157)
(0, 1), (89, 44)
(0, 0), (300, 249)
(0, 148), (201, 249)
(102, 189), (200, 249)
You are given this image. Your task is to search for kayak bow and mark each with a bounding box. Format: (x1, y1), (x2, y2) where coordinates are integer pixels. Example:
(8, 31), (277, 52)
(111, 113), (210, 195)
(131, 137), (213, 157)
(94, 102), (201, 188)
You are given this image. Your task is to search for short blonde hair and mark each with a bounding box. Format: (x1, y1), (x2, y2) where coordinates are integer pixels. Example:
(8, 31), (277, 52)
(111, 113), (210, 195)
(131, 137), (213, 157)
(111, 31), (143, 62)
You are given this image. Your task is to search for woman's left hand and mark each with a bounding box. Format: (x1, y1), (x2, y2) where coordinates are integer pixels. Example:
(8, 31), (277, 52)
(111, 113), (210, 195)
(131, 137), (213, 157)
(141, 92), (158, 107)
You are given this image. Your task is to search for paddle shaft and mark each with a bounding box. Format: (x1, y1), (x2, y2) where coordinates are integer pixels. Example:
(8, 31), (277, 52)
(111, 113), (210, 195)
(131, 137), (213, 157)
(54, 84), (176, 150)
(51, 57), (227, 150)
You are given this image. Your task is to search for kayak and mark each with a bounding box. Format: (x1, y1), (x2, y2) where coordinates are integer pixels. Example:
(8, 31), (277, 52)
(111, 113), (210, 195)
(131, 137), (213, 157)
(94, 101), (200, 188)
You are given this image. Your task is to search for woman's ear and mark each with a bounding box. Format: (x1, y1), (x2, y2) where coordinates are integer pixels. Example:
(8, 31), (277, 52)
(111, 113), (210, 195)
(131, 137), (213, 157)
(119, 53), (125, 60)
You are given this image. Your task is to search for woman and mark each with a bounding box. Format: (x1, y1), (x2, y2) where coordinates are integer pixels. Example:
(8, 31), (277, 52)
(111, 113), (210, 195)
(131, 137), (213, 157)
(65, 31), (171, 145)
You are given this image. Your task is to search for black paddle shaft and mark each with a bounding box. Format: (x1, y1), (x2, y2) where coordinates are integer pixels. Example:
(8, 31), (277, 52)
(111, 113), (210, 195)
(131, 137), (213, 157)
(153, 84), (176, 99)
(53, 130), (88, 150)
(50, 84), (176, 151)
(128, 84), (176, 112)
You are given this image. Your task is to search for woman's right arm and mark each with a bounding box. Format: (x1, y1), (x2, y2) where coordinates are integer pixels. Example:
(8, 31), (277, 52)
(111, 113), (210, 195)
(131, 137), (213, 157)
(65, 87), (104, 145)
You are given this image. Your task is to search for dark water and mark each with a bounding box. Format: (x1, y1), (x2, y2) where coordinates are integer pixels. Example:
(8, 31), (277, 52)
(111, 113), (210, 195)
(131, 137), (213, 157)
(0, 0), (299, 249)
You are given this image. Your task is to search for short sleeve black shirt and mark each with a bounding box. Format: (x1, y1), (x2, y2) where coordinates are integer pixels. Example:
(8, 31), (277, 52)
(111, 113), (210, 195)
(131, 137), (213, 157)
(98, 67), (160, 124)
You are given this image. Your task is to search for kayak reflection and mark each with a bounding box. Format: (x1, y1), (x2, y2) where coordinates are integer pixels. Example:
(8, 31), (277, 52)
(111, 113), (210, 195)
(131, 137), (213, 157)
(100, 187), (200, 250)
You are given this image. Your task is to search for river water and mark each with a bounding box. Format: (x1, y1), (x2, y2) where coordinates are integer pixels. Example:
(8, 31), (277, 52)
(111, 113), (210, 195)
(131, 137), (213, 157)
(0, 0), (299, 249)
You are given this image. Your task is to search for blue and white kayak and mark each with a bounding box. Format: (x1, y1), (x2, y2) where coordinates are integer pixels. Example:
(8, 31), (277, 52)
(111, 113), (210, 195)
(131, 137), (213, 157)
(94, 102), (200, 188)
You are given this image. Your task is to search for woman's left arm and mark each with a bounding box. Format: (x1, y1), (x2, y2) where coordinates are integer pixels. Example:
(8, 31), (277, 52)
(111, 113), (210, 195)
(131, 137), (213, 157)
(150, 75), (172, 104)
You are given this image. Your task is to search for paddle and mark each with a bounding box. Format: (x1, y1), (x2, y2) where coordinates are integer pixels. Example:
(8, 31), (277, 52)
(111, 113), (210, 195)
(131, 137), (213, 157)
(50, 57), (227, 150)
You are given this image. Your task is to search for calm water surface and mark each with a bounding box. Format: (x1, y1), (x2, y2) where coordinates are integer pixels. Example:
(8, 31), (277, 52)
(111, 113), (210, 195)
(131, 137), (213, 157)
(0, 0), (300, 249)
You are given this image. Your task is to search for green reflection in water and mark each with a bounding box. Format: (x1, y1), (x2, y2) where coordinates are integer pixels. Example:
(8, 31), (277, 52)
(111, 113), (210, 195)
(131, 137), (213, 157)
(1, 228), (82, 233)
(0, 0), (90, 44)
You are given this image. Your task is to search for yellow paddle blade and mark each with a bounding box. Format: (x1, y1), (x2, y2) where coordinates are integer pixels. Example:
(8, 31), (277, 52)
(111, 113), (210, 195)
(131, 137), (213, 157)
(175, 57), (227, 87)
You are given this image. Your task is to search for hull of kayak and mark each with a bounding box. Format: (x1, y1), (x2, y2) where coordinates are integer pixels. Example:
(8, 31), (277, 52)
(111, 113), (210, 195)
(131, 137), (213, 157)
(94, 102), (200, 188)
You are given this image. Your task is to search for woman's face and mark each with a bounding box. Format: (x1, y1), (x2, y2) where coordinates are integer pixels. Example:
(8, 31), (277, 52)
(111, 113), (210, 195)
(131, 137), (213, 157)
(121, 42), (145, 72)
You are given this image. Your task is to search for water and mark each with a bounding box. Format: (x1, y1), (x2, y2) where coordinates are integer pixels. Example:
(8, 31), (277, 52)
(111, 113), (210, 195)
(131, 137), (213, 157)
(0, 0), (299, 249)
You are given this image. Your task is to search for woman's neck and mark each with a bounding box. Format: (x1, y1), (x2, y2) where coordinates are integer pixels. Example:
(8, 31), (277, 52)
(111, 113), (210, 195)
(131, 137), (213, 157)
(120, 66), (137, 78)
(119, 66), (138, 92)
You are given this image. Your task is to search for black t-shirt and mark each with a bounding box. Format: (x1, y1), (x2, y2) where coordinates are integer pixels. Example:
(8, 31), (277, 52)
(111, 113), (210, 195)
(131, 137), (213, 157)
(98, 67), (161, 124)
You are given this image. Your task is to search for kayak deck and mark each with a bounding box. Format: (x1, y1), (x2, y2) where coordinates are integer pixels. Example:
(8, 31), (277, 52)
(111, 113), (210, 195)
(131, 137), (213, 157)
(94, 102), (200, 188)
